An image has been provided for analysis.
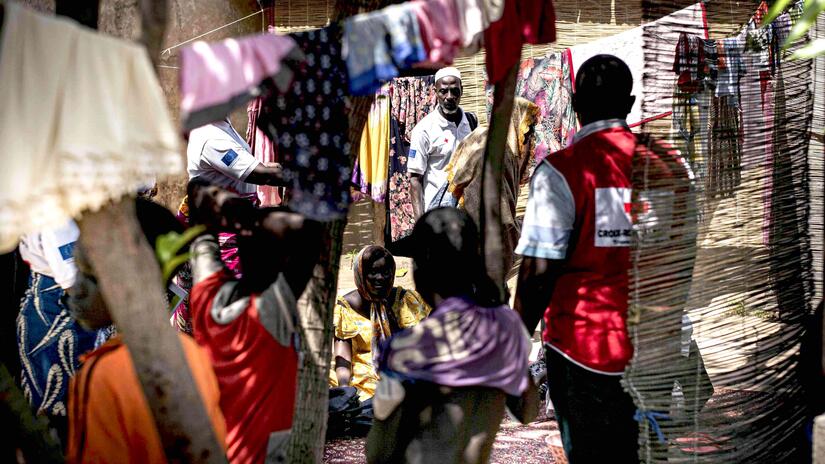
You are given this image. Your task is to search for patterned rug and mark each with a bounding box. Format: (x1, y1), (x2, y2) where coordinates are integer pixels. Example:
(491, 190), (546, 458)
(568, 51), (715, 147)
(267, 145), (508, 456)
(323, 404), (558, 463)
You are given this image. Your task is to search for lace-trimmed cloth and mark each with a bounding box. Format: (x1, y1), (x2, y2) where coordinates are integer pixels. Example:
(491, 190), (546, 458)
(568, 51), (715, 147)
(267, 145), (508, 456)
(0, 3), (181, 253)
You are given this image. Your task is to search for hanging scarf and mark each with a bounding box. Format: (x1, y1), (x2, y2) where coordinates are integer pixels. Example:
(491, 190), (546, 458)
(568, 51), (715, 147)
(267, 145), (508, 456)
(377, 296), (531, 397)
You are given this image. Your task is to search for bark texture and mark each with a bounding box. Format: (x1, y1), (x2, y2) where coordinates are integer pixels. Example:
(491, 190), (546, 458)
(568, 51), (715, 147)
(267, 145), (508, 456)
(480, 63), (519, 298)
(284, 2), (388, 461)
(78, 202), (226, 463)
(56, 1), (225, 461)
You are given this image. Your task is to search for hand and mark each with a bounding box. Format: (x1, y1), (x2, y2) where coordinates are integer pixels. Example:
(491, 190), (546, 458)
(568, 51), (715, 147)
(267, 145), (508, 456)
(189, 183), (257, 233)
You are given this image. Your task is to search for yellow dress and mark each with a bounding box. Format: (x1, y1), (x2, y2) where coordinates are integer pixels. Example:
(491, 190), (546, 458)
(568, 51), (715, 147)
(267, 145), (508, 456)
(329, 288), (431, 400)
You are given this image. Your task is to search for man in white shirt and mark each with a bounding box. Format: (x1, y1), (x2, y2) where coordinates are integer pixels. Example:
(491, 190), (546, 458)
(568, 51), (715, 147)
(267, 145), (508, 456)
(408, 67), (477, 219)
(187, 118), (286, 195)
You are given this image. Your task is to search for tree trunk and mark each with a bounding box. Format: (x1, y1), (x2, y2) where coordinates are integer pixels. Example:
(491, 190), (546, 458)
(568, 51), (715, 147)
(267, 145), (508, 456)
(285, 220), (346, 462)
(285, 2), (388, 459)
(480, 63), (519, 298)
(78, 202), (225, 463)
(56, 1), (225, 461)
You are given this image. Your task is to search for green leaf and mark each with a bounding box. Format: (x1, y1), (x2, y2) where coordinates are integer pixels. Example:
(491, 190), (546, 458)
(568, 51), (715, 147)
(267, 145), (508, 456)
(784, 0), (825, 48)
(790, 38), (825, 59)
(162, 253), (192, 282)
(154, 225), (206, 282)
(762, 0), (793, 27)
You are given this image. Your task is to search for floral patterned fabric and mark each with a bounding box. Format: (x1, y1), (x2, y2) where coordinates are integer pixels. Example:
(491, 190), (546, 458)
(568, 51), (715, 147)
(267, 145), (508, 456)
(488, 52), (577, 172)
(387, 77), (435, 243)
(257, 25), (352, 221)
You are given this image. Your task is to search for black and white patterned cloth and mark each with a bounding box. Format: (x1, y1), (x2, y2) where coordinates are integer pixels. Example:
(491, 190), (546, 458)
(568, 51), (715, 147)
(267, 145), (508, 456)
(257, 24), (352, 221)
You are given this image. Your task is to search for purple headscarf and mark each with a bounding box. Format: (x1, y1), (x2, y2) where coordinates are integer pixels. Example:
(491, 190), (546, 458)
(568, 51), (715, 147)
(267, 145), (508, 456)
(377, 296), (531, 397)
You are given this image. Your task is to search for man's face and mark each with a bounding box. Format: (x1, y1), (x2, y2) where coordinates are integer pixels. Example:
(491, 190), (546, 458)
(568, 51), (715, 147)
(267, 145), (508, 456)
(436, 76), (462, 115)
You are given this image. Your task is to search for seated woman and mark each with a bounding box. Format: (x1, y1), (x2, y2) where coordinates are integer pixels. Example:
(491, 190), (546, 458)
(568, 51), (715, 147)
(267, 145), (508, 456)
(329, 245), (431, 402)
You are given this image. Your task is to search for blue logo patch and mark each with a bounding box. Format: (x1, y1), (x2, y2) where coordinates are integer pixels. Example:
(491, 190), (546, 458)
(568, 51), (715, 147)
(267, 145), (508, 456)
(221, 149), (239, 166)
(409, 149), (417, 159)
(58, 242), (76, 261)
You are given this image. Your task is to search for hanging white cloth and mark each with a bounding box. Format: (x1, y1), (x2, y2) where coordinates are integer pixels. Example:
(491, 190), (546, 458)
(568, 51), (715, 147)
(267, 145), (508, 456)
(0, 2), (181, 252)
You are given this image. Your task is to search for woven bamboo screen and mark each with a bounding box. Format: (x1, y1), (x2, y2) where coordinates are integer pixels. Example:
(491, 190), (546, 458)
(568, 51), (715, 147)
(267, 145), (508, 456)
(625, 1), (822, 462)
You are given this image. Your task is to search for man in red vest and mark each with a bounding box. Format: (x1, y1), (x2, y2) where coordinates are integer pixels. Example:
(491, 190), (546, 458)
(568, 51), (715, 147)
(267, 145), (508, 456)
(514, 54), (693, 463)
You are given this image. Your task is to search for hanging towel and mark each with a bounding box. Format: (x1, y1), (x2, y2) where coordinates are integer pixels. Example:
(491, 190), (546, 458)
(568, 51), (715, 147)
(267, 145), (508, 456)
(353, 93), (391, 203)
(180, 33), (303, 131)
(257, 25), (352, 221)
(0, 2), (181, 253)
(453, 0), (486, 56)
(343, 4), (426, 96)
(410, 0), (462, 67)
(484, 0), (557, 84)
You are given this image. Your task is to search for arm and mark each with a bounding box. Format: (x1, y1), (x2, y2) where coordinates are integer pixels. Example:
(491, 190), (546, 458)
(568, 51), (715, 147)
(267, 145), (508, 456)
(511, 163), (574, 333)
(244, 162), (287, 187)
(407, 125), (429, 220)
(410, 174), (425, 220)
(333, 339), (353, 386)
(257, 209), (321, 297)
(513, 256), (562, 335)
(201, 140), (286, 186)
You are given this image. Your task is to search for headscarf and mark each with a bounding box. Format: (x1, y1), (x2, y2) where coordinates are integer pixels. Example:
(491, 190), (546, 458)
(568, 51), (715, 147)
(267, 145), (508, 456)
(432, 97), (540, 228)
(352, 245), (400, 359)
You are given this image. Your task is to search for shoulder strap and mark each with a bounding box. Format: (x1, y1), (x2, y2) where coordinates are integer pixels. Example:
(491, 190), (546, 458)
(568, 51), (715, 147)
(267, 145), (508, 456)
(466, 111), (478, 131)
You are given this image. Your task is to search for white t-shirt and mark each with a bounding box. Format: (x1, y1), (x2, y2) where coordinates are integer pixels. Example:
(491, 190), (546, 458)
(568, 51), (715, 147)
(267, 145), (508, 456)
(408, 109), (472, 209)
(187, 120), (260, 195)
(19, 220), (80, 289)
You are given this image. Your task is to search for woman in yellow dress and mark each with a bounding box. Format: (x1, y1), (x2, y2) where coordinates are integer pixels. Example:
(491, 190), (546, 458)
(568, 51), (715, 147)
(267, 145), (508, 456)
(329, 245), (431, 401)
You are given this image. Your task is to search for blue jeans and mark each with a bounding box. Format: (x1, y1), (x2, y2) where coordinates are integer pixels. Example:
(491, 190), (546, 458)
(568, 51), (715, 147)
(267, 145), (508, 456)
(546, 347), (639, 463)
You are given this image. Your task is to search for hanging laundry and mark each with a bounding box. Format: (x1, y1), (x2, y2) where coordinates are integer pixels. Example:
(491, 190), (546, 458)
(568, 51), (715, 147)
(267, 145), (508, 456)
(512, 51), (577, 165)
(257, 25), (352, 221)
(343, 4), (427, 96)
(571, 2), (707, 125)
(707, 95), (742, 200)
(484, 0), (557, 84)
(391, 76), (437, 144)
(180, 33), (303, 131)
(715, 37), (747, 104)
(453, 0), (486, 56)
(353, 92), (392, 203)
(410, 0), (462, 67)
(0, 2), (181, 252)
(386, 77), (436, 244)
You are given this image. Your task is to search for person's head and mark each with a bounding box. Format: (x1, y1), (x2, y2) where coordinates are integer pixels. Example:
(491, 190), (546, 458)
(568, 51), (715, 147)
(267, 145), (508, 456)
(411, 208), (500, 308)
(434, 67), (463, 116)
(353, 245), (396, 302)
(68, 199), (185, 330)
(572, 54), (635, 126)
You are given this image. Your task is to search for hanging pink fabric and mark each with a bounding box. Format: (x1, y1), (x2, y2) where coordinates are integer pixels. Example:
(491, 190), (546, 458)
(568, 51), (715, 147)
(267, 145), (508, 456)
(246, 98), (281, 206)
(180, 33), (302, 132)
(484, 0), (557, 84)
(410, 0), (463, 68)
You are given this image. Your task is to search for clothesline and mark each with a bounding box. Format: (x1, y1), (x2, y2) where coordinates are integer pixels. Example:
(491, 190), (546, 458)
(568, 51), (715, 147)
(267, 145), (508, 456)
(160, 9), (264, 57)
